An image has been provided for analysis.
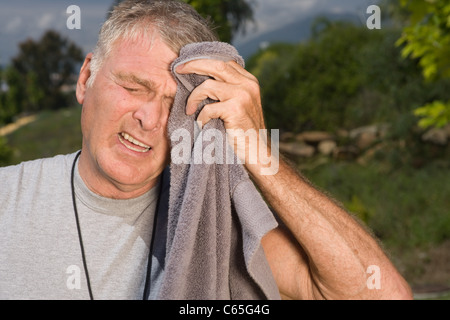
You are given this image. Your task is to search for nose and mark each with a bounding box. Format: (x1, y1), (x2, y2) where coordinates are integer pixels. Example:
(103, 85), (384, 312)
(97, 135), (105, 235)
(133, 100), (164, 131)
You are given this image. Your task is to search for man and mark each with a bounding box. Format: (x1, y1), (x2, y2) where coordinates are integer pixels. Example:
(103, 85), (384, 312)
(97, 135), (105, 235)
(0, 0), (412, 299)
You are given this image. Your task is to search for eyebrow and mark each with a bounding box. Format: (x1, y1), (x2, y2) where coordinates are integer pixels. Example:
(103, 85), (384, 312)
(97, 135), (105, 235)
(112, 72), (175, 100)
(113, 72), (156, 90)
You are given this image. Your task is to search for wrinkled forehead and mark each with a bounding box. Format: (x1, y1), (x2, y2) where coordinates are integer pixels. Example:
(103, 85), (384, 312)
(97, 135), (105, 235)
(104, 33), (178, 93)
(116, 25), (176, 54)
(108, 31), (178, 69)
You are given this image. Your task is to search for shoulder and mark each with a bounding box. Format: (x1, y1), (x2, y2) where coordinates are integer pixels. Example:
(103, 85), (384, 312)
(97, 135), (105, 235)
(0, 152), (77, 177)
(0, 152), (79, 198)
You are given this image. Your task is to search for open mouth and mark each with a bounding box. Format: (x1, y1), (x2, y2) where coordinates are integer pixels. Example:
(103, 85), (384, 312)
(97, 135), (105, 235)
(118, 132), (151, 153)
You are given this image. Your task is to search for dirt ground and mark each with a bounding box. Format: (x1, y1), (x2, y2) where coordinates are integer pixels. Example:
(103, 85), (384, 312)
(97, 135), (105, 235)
(392, 240), (450, 299)
(0, 115), (36, 137)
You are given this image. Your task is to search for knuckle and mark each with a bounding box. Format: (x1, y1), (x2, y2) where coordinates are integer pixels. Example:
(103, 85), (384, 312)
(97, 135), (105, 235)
(248, 78), (261, 93)
(215, 60), (228, 73)
(202, 78), (215, 89)
(203, 103), (219, 119)
(240, 89), (253, 103)
(228, 105), (243, 119)
(239, 83), (258, 103)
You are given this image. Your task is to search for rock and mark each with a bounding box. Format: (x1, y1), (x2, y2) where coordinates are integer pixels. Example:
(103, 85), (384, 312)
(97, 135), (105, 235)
(295, 131), (334, 144)
(280, 132), (295, 142)
(336, 129), (349, 139)
(349, 123), (390, 139)
(332, 145), (359, 160)
(422, 127), (448, 145)
(349, 124), (391, 150)
(318, 140), (337, 156)
(444, 124), (450, 137)
(349, 125), (378, 140)
(356, 131), (377, 150)
(279, 142), (315, 158)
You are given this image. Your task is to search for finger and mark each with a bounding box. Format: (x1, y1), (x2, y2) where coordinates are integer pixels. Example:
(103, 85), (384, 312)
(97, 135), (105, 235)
(196, 102), (225, 129)
(197, 99), (251, 130)
(227, 60), (258, 82)
(177, 59), (257, 85)
(176, 59), (242, 84)
(185, 79), (231, 115)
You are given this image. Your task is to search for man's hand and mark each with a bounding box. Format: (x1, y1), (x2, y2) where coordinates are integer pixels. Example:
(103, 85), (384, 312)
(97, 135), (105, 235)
(176, 59), (274, 172)
(176, 59), (264, 132)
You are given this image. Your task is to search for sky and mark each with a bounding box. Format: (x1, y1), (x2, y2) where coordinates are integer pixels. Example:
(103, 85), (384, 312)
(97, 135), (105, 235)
(0, 0), (380, 66)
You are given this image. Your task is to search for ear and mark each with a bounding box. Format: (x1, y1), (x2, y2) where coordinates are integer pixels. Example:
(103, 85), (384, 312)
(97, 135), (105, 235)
(76, 52), (94, 105)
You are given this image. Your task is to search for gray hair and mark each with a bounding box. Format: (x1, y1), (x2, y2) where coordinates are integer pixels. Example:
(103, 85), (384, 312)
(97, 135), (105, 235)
(87, 0), (218, 87)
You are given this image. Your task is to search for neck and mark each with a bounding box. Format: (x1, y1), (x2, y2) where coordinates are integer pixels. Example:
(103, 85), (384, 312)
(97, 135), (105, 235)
(76, 151), (158, 200)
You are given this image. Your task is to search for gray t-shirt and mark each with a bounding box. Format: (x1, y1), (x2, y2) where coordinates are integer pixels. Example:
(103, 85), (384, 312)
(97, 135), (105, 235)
(0, 152), (160, 299)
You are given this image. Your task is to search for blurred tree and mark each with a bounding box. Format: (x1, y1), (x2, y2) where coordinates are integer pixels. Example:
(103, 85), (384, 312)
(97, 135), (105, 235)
(247, 19), (450, 134)
(0, 67), (12, 162)
(248, 21), (369, 132)
(396, 0), (450, 128)
(0, 136), (12, 166)
(0, 68), (6, 124)
(0, 66), (24, 125)
(378, 0), (410, 28)
(12, 30), (83, 112)
(108, 0), (254, 43)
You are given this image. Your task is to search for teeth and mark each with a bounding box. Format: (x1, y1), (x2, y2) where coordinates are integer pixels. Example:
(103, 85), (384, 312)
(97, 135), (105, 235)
(120, 132), (151, 152)
(121, 133), (150, 148)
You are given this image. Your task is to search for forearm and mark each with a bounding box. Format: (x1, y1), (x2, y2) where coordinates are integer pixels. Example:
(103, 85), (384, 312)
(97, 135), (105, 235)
(177, 57), (412, 299)
(247, 155), (413, 299)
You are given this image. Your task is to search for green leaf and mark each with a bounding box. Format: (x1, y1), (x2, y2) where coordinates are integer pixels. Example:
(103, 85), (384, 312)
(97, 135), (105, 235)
(414, 100), (450, 129)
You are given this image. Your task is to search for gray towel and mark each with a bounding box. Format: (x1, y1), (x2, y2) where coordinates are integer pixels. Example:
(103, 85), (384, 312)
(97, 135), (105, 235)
(157, 41), (280, 300)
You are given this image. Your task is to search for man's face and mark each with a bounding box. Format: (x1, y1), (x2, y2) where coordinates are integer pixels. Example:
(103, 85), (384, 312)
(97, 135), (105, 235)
(77, 33), (178, 198)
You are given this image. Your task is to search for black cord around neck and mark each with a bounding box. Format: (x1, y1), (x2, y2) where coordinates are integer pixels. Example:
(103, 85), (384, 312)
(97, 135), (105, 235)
(70, 150), (94, 300)
(70, 150), (160, 300)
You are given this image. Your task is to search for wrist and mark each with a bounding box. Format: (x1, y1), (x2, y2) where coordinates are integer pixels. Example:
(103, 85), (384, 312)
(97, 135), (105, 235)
(227, 128), (280, 177)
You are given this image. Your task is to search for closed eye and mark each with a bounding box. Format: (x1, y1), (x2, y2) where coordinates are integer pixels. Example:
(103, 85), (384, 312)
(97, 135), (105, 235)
(123, 86), (151, 96)
(123, 86), (140, 92)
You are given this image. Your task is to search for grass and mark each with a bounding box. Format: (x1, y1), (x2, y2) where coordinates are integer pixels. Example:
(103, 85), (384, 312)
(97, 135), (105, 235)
(4, 106), (82, 164)
(300, 160), (450, 249)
